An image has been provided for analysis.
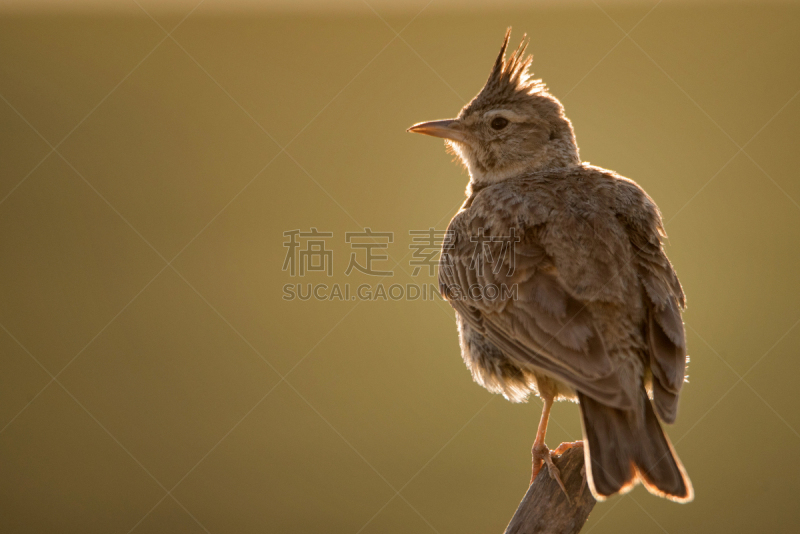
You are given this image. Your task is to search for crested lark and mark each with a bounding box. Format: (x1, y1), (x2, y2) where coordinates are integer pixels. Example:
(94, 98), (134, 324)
(408, 30), (692, 502)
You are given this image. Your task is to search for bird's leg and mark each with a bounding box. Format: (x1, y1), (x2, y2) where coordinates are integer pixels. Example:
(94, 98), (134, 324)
(531, 393), (571, 502)
(530, 392), (554, 482)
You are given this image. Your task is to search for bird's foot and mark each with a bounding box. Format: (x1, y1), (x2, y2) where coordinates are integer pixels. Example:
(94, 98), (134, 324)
(554, 441), (589, 501)
(531, 442), (571, 504)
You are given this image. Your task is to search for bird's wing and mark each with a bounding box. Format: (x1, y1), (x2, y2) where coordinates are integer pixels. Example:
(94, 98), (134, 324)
(619, 192), (687, 424)
(439, 213), (638, 411)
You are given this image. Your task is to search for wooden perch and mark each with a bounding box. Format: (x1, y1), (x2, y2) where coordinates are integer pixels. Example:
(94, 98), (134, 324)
(503, 442), (596, 534)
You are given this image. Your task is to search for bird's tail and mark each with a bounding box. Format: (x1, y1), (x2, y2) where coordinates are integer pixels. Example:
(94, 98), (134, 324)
(578, 389), (693, 502)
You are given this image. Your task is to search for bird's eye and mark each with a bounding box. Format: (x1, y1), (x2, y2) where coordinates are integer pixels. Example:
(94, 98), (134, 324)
(490, 117), (509, 130)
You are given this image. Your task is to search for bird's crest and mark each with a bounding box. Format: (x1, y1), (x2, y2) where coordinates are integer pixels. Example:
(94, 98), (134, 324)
(466, 29), (547, 113)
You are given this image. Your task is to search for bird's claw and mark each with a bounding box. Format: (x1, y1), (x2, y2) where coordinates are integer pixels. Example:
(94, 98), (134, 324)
(531, 443), (572, 505)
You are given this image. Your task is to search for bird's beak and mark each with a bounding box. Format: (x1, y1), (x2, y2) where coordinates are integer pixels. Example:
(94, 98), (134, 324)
(407, 119), (465, 142)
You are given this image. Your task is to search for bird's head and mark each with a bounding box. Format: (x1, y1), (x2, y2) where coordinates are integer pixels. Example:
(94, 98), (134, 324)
(408, 29), (580, 190)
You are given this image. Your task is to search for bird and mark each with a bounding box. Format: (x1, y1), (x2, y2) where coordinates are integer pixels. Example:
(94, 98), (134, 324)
(407, 29), (693, 503)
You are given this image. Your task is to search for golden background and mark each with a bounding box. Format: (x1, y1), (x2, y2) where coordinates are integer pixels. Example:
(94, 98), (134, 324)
(1, 1), (799, 533)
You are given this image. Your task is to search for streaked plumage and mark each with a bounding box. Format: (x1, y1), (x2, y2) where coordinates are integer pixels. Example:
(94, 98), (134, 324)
(409, 29), (692, 502)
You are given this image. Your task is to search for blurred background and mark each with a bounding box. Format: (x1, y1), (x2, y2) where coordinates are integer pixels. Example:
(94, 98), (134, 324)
(1, 0), (799, 533)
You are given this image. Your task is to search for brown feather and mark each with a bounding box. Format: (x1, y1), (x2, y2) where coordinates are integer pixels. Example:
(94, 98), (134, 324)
(579, 390), (693, 502)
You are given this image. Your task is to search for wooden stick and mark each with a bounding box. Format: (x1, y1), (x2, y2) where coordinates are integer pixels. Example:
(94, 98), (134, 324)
(503, 442), (596, 534)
